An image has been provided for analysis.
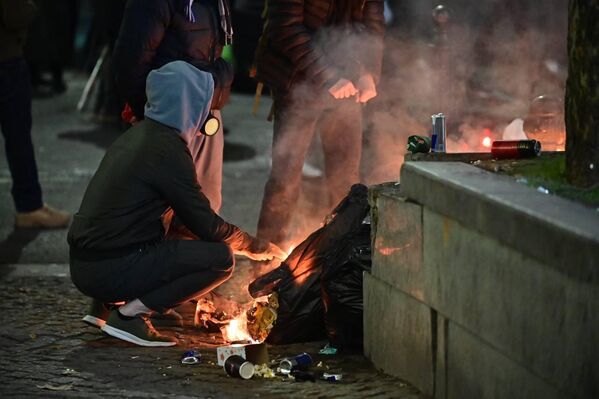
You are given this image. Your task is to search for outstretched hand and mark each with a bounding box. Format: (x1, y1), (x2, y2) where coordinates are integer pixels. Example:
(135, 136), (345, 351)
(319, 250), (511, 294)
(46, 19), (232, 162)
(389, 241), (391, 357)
(238, 238), (287, 261)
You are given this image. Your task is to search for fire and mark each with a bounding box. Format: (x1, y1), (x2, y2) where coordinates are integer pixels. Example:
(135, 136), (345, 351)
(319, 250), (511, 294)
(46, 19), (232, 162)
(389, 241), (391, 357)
(482, 136), (492, 148)
(221, 295), (275, 344)
(222, 316), (256, 343)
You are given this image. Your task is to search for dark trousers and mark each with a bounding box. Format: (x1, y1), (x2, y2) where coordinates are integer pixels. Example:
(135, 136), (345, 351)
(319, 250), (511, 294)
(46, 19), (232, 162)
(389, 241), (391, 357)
(70, 240), (234, 313)
(0, 58), (43, 212)
(256, 89), (363, 248)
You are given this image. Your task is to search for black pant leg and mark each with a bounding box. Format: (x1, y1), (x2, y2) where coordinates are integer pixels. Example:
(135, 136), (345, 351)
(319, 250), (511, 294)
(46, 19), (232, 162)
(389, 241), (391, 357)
(0, 58), (43, 212)
(139, 240), (234, 312)
(70, 240), (234, 311)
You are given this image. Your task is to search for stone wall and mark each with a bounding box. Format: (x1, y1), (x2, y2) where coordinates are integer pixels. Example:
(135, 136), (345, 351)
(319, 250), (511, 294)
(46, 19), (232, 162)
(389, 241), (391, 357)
(364, 162), (599, 399)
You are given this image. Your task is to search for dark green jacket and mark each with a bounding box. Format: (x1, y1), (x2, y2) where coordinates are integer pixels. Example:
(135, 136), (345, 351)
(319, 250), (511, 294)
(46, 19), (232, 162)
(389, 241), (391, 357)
(0, 0), (37, 62)
(68, 119), (252, 259)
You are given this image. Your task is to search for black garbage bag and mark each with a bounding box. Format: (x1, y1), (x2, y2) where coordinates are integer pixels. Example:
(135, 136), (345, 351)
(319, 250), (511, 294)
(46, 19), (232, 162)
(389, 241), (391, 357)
(248, 184), (370, 345)
(321, 222), (371, 349)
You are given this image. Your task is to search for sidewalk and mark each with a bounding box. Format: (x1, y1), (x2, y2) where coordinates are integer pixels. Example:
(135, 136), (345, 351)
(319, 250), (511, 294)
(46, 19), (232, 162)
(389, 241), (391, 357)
(0, 74), (421, 398)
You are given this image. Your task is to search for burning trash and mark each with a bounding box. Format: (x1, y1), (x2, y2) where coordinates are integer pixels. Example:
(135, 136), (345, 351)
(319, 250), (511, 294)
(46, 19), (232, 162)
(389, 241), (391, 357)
(217, 293), (279, 344)
(248, 184), (371, 348)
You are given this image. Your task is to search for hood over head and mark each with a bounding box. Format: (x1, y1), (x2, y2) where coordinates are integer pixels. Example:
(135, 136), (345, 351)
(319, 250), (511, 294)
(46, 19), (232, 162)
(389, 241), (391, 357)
(144, 60), (214, 144)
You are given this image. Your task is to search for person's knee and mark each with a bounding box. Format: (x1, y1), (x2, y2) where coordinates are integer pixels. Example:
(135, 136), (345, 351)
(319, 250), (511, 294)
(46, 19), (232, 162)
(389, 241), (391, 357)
(216, 244), (235, 274)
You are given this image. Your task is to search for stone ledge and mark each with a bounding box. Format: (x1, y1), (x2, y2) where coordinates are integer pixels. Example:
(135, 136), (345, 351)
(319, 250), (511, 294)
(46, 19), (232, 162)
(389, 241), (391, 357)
(400, 161), (599, 280)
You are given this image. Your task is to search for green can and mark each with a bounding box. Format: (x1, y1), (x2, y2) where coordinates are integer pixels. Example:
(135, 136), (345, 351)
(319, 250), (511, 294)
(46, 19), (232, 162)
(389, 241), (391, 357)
(406, 135), (432, 154)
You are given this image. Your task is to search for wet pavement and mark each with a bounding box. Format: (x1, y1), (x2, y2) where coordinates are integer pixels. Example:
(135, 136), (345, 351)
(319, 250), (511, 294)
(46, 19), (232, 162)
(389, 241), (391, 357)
(0, 74), (422, 398)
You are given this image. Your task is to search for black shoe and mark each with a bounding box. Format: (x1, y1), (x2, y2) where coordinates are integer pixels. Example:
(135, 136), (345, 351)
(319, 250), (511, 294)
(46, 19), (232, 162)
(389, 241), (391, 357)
(101, 310), (178, 347)
(82, 299), (112, 328)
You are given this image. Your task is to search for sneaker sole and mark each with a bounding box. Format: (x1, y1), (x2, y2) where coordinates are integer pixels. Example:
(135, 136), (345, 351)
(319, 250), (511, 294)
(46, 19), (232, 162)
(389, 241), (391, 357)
(101, 324), (177, 347)
(82, 315), (106, 328)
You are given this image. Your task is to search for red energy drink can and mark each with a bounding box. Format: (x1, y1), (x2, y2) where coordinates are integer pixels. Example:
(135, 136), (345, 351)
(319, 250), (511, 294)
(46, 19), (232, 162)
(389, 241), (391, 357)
(491, 140), (541, 159)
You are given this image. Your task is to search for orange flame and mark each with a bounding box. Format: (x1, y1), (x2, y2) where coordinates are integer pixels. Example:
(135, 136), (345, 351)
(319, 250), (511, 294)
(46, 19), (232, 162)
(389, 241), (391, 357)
(222, 316), (255, 343)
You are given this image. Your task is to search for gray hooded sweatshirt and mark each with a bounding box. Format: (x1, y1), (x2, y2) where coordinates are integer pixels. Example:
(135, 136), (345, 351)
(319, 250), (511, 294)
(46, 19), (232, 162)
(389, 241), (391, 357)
(68, 61), (250, 258)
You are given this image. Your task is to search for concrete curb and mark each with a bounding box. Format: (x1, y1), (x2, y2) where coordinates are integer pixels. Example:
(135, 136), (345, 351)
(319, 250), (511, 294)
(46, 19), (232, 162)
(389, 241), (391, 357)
(400, 161), (599, 279)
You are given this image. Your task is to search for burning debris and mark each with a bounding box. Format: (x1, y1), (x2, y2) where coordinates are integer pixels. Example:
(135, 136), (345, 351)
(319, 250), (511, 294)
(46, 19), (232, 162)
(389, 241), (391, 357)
(194, 293), (279, 344)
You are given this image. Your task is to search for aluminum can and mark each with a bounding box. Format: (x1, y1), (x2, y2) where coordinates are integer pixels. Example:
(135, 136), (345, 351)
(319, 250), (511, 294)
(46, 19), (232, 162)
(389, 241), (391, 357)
(322, 373), (343, 382)
(406, 135), (431, 154)
(431, 113), (446, 152)
(223, 355), (255, 379)
(279, 352), (313, 373)
(491, 140), (541, 159)
(181, 349), (202, 365)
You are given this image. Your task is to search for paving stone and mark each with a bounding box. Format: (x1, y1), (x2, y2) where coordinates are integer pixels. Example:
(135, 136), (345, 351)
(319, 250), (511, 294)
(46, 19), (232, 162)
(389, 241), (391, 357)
(0, 276), (422, 398)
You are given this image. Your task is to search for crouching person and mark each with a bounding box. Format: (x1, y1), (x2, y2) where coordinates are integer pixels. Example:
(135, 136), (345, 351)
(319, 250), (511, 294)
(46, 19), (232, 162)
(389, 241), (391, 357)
(68, 61), (285, 347)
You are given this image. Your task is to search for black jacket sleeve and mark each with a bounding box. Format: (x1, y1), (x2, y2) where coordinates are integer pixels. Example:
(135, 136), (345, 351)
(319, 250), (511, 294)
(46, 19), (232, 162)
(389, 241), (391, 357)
(113, 0), (171, 119)
(153, 143), (253, 251)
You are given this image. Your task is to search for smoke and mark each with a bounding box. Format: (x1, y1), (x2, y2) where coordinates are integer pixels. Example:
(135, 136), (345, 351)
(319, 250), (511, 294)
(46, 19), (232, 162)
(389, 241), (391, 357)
(274, 0), (568, 243)
(359, 0), (568, 184)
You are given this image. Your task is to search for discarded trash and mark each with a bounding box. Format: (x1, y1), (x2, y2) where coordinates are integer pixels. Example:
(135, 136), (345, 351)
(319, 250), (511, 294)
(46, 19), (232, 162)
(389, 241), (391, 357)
(322, 373), (343, 382)
(515, 178), (528, 185)
(406, 135), (431, 154)
(290, 369), (316, 382)
(537, 186), (550, 194)
(217, 342), (269, 366)
(319, 343), (338, 355)
(491, 140), (541, 159)
(224, 355), (255, 379)
(254, 364), (276, 378)
(279, 352), (313, 373)
(181, 349), (202, 365)
(62, 368), (79, 376)
(36, 384), (73, 391)
(431, 113), (446, 153)
(251, 185), (370, 345)
(246, 294), (279, 342)
(316, 361), (323, 368)
(194, 297), (229, 331)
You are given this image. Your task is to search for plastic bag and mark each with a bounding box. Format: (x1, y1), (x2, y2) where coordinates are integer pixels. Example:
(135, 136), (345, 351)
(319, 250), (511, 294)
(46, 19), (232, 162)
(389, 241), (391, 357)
(321, 223), (371, 349)
(249, 184), (370, 345)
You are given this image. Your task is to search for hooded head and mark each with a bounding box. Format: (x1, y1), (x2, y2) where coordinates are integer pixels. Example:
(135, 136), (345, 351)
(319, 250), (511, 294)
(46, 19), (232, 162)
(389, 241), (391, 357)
(144, 60), (214, 144)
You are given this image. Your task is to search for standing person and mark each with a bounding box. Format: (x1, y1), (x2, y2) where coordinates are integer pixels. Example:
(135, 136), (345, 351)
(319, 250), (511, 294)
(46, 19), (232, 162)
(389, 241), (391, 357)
(253, 0), (385, 250)
(113, 0), (234, 213)
(0, 0), (70, 228)
(69, 61), (285, 347)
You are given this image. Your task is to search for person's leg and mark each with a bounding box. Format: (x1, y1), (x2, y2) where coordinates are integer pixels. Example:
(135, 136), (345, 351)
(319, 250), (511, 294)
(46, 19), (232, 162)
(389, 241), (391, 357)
(70, 240), (234, 308)
(256, 96), (319, 248)
(319, 98), (363, 207)
(189, 110), (224, 212)
(0, 59), (43, 213)
(136, 240), (234, 312)
(71, 240), (234, 346)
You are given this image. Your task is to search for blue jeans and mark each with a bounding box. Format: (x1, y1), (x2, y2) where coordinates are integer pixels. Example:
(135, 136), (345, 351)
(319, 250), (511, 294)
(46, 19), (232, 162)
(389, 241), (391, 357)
(0, 58), (43, 212)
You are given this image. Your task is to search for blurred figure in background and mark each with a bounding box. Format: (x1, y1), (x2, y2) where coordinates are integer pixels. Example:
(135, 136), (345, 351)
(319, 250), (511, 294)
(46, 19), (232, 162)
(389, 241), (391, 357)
(253, 0), (385, 251)
(113, 0), (234, 213)
(0, 0), (71, 228)
(25, 0), (78, 95)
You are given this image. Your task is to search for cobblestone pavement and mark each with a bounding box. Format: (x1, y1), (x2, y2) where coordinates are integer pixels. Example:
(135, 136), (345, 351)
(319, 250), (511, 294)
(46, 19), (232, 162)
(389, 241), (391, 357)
(0, 71), (423, 398)
(0, 273), (422, 398)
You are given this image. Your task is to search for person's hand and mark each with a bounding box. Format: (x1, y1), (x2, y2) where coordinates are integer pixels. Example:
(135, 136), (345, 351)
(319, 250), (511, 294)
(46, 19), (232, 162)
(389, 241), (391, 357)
(328, 78), (358, 100)
(355, 73), (377, 103)
(238, 238), (287, 261)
